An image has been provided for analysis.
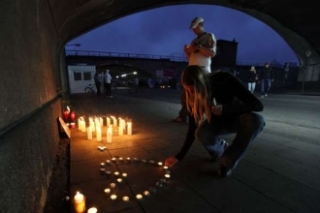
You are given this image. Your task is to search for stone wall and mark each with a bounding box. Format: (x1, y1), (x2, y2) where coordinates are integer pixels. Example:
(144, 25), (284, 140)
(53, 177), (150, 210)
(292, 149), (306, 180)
(0, 0), (63, 212)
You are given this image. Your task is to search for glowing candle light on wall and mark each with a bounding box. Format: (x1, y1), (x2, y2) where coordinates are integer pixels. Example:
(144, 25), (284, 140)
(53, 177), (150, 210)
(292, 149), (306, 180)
(106, 127), (112, 143)
(96, 127), (102, 142)
(73, 191), (86, 213)
(127, 122), (132, 135)
(87, 126), (92, 140)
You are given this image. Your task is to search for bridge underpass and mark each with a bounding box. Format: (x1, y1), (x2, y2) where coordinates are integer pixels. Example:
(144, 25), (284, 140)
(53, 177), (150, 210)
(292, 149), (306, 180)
(1, 1), (320, 212)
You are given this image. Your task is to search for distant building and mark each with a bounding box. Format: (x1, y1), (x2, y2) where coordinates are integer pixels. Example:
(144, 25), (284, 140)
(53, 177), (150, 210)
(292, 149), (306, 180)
(212, 39), (238, 70)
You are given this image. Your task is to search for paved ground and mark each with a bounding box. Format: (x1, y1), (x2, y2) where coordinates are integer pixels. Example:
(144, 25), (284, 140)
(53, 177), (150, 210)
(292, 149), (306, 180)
(69, 88), (320, 213)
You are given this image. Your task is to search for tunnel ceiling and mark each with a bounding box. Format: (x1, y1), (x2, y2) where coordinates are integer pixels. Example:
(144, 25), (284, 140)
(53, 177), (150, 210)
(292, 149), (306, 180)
(52, 0), (320, 62)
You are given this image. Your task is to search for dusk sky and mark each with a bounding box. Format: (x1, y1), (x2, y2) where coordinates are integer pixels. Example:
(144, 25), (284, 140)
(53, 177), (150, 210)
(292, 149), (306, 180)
(68, 4), (299, 65)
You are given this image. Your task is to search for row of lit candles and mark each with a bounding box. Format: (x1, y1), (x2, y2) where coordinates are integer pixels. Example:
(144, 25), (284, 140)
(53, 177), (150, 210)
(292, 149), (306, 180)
(78, 116), (130, 131)
(77, 116), (132, 142)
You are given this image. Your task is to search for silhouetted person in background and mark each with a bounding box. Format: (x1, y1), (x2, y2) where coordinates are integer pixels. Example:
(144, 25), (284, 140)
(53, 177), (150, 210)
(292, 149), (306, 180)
(259, 62), (274, 98)
(247, 66), (258, 93)
(104, 69), (113, 98)
(94, 72), (101, 96)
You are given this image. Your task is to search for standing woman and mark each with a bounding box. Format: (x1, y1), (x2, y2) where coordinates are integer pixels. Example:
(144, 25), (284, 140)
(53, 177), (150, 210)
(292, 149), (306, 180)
(247, 66), (258, 93)
(165, 65), (265, 177)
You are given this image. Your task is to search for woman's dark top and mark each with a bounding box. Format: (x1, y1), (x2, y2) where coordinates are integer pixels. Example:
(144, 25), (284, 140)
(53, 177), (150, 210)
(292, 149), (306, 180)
(247, 71), (258, 83)
(175, 71), (263, 161)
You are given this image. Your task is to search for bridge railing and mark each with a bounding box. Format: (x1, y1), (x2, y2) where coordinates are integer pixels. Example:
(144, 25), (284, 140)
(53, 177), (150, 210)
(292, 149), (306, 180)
(65, 50), (188, 62)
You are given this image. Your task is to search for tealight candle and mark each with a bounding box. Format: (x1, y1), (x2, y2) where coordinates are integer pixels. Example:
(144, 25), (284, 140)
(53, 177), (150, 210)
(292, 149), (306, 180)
(165, 174), (170, 179)
(165, 170), (171, 174)
(136, 194), (143, 200)
(122, 173), (127, 177)
(122, 196), (130, 202)
(117, 178), (123, 183)
(106, 160), (111, 164)
(87, 207), (97, 213)
(104, 188), (111, 194)
(119, 157), (123, 161)
(110, 183), (116, 188)
(73, 191), (86, 213)
(110, 194), (117, 200)
(114, 171), (120, 176)
(126, 157), (131, 161)
(105, 170), (111, 175)
(100, 162), (105, 167)
(163, 166), (169, 170)
(100, 168), (105, 172)
(143, 190), (150, 196)
(111, 157), (117, 162)
(158, 162), (163, 166)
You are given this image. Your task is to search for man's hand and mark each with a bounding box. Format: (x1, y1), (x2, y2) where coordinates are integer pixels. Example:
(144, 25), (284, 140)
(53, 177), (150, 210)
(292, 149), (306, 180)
(189, 44), (200, 52)
(165, 156), (179, 168)
(184, 45), (190, 53)
(211, 105), (223, 115)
